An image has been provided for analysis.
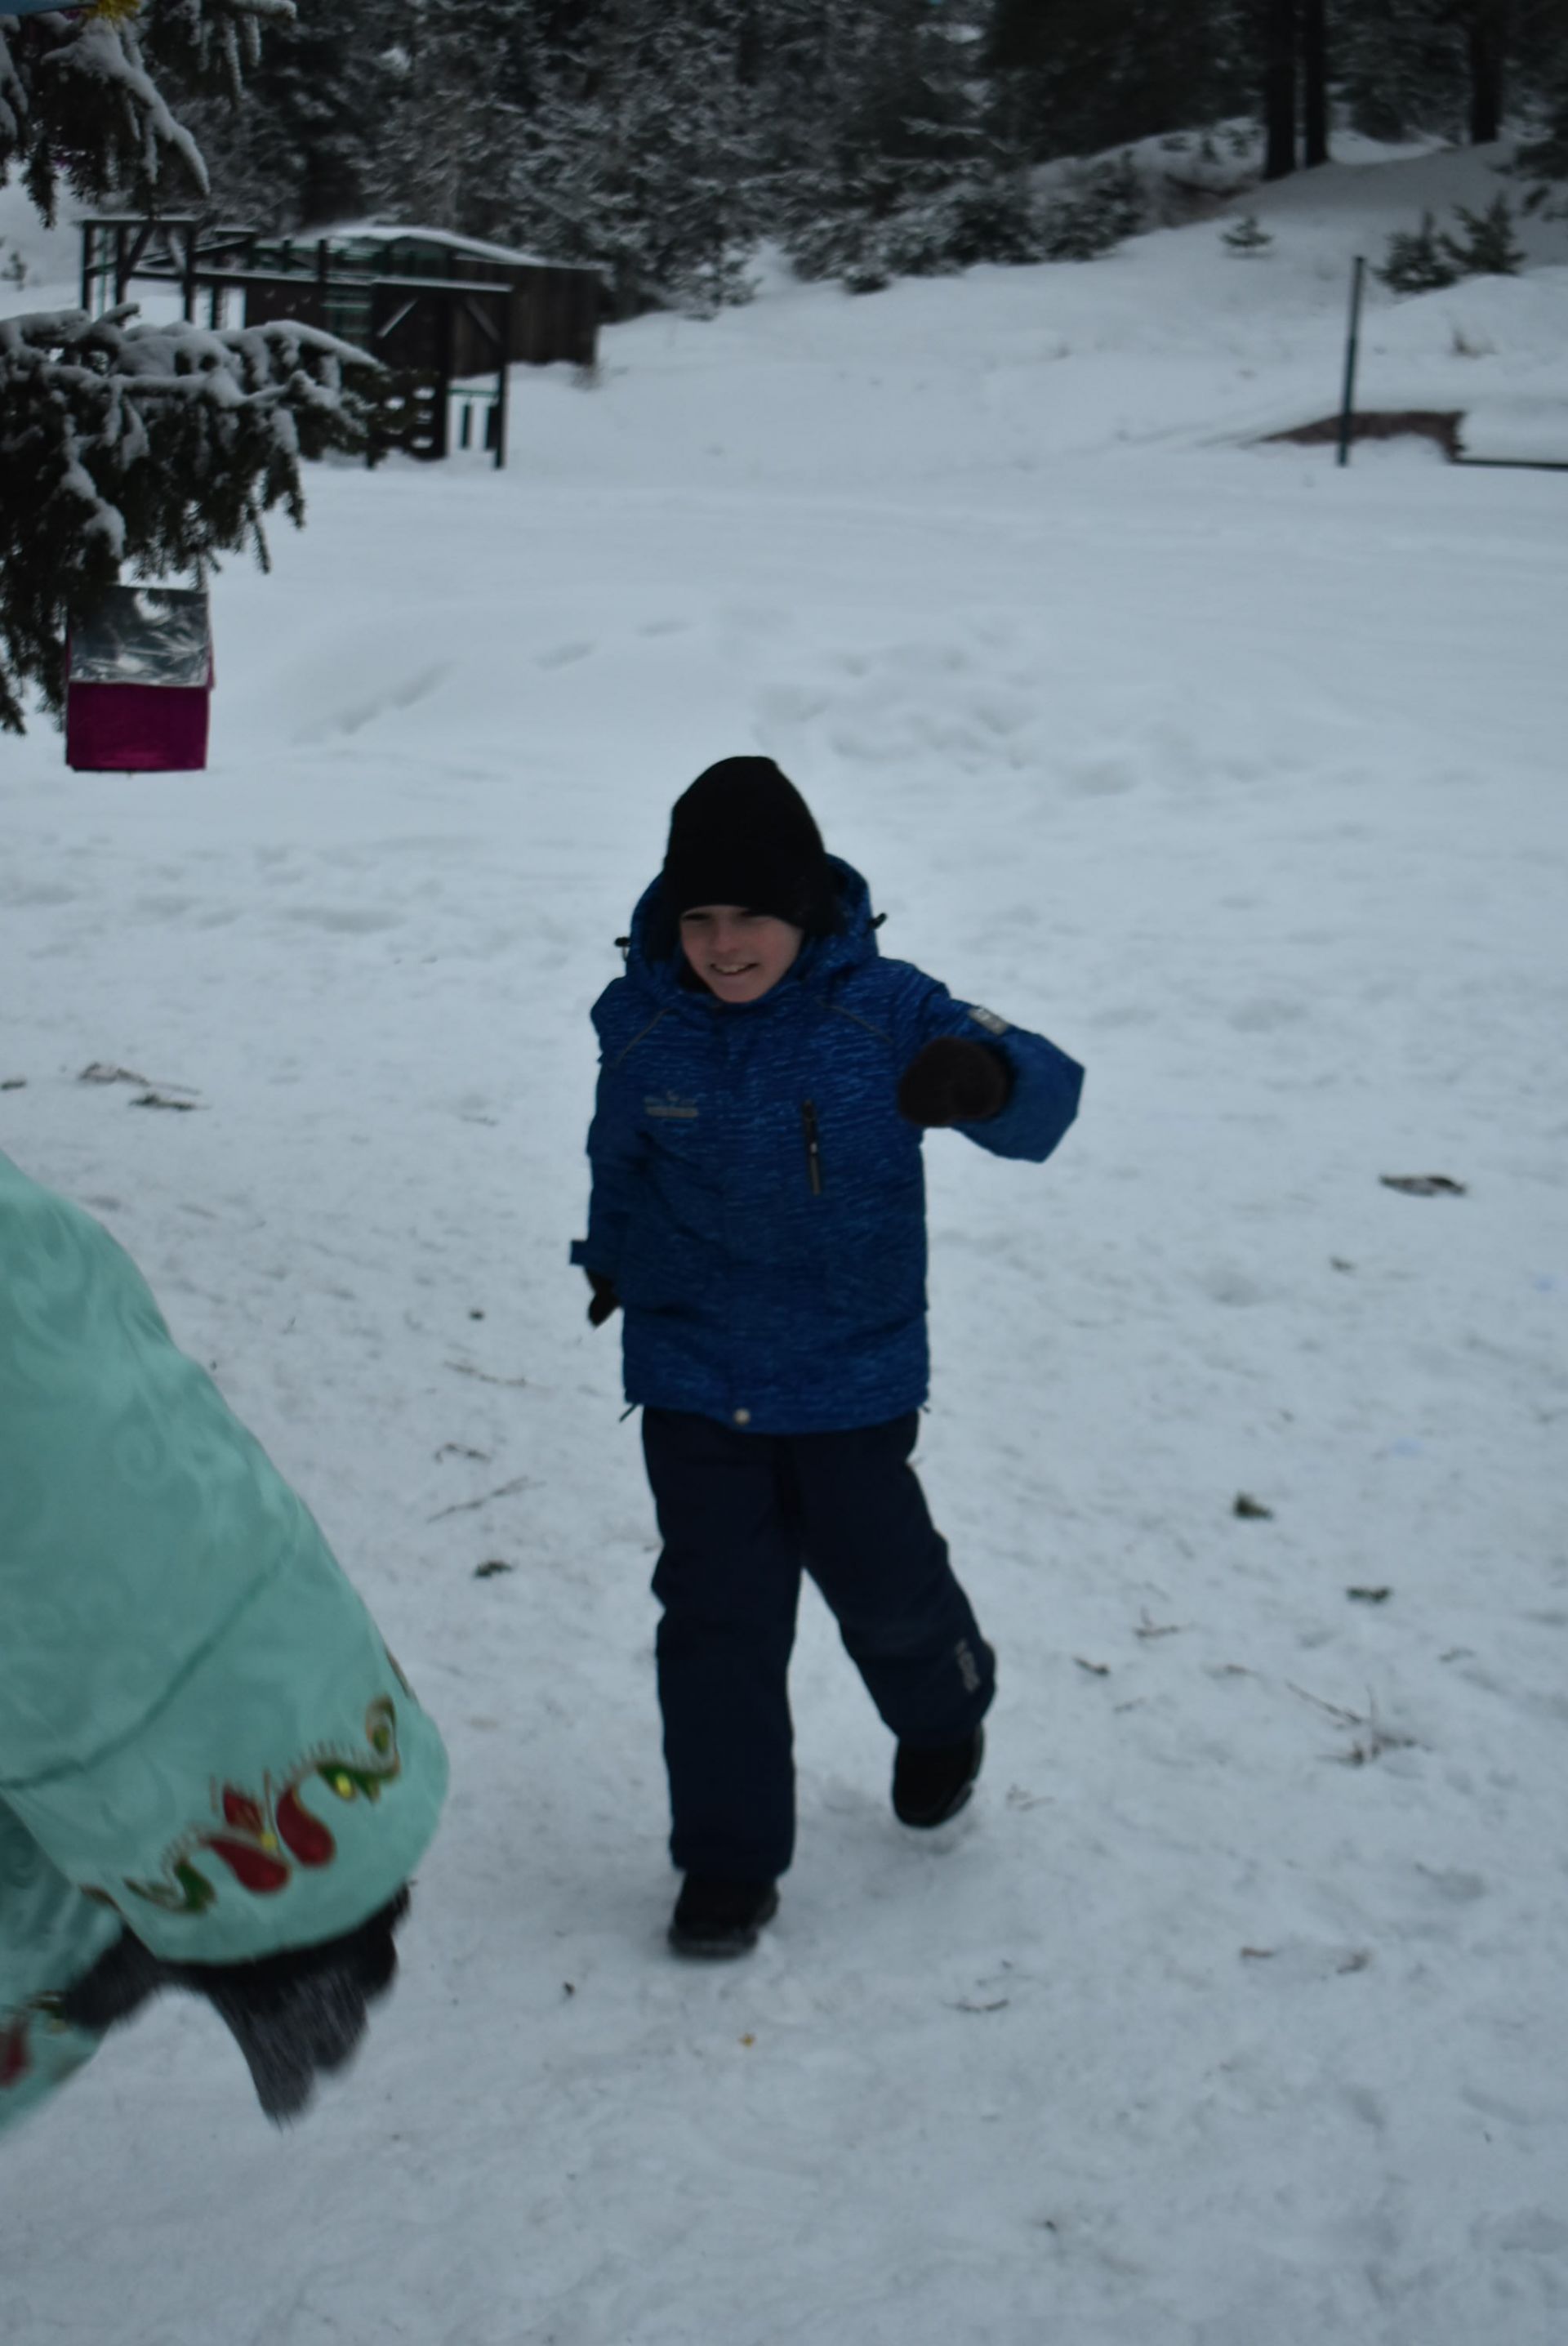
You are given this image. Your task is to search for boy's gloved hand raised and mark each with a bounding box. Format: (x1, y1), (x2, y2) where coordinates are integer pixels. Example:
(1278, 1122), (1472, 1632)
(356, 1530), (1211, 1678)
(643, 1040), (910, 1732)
(58, 1889), (410, 2124)
(897, 1037), (1013, 1126)
(584, 1269), (621, 1326)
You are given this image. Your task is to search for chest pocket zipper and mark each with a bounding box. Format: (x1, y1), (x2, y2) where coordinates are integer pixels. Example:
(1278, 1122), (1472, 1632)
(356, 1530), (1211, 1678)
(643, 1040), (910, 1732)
(801, 1100), (824, 1196)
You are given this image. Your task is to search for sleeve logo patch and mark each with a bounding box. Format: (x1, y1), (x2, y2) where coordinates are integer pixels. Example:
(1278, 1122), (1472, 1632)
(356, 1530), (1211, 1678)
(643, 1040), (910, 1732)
(966, 1005), (1011, 1037)
(645, 1093), (700, 1120)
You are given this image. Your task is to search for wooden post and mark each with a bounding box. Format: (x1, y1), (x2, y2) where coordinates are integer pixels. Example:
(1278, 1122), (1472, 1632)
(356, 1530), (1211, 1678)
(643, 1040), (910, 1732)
(435, 291), (453, 462)
(1337, 256), (1366, 468)
(493, 290), (510, 471)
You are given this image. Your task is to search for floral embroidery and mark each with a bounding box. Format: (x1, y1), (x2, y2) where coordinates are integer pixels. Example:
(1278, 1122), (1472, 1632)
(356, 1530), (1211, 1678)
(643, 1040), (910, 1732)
(124, 1697), (402, 1916)
(0, 1991), (78, 2095)
(0, 2014), (32, 2090)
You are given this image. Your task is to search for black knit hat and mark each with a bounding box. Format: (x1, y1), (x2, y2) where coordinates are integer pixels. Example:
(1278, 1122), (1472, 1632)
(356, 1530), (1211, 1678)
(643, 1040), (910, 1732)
(655, 757), (839, 950)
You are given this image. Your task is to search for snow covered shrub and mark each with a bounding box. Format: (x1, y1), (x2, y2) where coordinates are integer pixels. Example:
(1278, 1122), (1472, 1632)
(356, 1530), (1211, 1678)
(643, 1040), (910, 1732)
(1379, 195), (1526, 298)
(844, 172), (1045, 285)
(922, 172), (1049, 271)
(1376, 212), (1461, 294)
(785, 205), (896, 294)
(1039, 153), (1144, 262)
(786, 169), (1042, 294)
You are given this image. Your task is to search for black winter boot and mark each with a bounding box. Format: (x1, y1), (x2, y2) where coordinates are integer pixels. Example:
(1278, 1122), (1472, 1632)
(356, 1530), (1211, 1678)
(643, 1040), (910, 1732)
(668, 1876), (780, 1960)
(893, 1726), (985, 1828)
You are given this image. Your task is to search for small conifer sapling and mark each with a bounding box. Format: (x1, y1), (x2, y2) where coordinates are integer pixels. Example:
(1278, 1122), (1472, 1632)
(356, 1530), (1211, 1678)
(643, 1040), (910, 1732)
(1440, 194), (1526, 278)
(1223, 213), (1272, 255)
(1376, 212), (1459, 295)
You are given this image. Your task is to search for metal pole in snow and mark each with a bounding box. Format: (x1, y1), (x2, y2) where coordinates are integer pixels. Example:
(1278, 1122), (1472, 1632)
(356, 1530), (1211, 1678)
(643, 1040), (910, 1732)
(1337, 255), (1366, 468)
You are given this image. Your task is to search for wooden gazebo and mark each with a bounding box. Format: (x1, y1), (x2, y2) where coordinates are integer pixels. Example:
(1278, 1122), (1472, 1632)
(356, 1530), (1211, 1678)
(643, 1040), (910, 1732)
(78, 217), (603, 466)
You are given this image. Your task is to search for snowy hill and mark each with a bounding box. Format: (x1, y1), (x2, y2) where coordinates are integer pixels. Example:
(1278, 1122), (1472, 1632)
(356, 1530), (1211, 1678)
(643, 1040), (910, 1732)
(4, 140), (1568, 2346)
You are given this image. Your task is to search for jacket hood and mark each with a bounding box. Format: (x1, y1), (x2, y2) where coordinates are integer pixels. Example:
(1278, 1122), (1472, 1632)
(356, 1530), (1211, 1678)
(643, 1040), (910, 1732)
(622, 855), (879, 1007)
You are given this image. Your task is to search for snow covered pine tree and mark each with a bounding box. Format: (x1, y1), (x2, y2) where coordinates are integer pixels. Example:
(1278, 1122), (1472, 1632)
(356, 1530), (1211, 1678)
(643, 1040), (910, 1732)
(0, 0), (374, 732)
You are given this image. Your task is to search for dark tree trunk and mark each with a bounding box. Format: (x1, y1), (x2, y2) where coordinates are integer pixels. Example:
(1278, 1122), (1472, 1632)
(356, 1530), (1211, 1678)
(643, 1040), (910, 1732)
(1467, 5), (1508, 144)
(1302, 0), (1330, 166)
(1263, 0), (1298, 181)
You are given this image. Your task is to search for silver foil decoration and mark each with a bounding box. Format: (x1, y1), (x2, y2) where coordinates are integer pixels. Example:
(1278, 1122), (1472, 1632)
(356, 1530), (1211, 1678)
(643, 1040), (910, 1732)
(69, 586), (212, 689)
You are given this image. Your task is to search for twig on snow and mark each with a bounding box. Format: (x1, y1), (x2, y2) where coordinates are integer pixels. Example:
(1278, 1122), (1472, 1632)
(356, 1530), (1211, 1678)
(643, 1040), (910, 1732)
(428, 1474), (532, 1523)
(1288, 1682), (1419, 1764)
(1134, 1609), (1183, 1639)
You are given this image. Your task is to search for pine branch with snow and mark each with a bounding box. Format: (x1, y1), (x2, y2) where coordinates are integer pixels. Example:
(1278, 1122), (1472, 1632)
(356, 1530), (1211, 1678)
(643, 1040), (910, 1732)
(0, 304), (373, 733)
(0, 0), (288, 222)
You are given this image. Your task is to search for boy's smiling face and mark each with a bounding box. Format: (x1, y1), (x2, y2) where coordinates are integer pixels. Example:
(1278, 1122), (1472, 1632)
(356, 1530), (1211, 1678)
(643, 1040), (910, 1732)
(679, 906), (804, 1004)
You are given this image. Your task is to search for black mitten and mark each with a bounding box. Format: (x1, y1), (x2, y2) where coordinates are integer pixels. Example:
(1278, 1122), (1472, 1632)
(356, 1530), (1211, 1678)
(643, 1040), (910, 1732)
(897, 1037), (1013, 1126)
(60, 1889), (410, 2124)
(585, 1269), (621, 1327)
(55, 1926), (165, 2032)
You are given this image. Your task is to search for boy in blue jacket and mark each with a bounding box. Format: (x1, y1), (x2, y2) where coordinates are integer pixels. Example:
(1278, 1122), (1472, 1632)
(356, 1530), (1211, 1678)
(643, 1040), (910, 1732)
(573, 758), (1083, 1957)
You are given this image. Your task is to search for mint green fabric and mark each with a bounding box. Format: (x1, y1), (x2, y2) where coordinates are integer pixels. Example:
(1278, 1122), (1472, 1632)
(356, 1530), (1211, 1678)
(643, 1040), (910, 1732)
(0, 1804), (114, 2126)
(0, 1149), (448, 2132)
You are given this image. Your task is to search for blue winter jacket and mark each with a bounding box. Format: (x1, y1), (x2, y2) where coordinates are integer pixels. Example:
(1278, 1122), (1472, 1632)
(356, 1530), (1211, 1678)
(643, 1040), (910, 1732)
(572, 861), (1084, 1434)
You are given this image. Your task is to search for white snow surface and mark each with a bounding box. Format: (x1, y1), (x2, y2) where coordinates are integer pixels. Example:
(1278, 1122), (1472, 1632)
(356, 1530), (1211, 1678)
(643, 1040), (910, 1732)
(3, 144), (1568, 2346)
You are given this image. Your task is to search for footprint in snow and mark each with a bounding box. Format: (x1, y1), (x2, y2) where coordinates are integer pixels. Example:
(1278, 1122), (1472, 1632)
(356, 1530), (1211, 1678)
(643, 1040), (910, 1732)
(283, 905), (405, 935)
(1064, 757), (1138, 797)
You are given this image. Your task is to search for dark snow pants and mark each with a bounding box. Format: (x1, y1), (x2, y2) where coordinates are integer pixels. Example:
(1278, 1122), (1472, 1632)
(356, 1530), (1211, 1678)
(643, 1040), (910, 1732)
(641, 1407), (996, 1882)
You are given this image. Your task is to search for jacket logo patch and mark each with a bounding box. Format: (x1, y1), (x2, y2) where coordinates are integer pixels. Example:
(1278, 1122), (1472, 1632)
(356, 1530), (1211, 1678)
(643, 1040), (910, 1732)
(645, 1094), (700, 1121)
(966, 1005), (1010, 1037)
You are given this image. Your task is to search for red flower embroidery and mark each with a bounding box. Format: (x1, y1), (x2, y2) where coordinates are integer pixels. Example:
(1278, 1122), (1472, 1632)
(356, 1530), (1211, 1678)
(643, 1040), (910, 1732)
(1, 2020), (31, 2090)
(125, 1699), (400, 1917)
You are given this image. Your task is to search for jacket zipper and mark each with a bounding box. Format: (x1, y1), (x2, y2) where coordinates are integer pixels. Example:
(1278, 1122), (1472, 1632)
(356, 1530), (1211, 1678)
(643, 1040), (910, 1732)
(801, 1100), (823, 1195)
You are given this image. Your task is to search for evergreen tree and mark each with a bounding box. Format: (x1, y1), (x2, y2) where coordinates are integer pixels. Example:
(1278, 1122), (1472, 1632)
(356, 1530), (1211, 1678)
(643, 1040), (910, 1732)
(1332, 0), (1469, 140)
(0, 0), (372, 731)
(1332, 0), (1568, 149)
(774, 0), (1041, 288)
(762, 0), (904, 286)
(1039, 152), (1145, 259)
(506, 0), (760, 315)
(988, 0), (1251, 163)
(1440, 189), (1526, 266)
(178, 2), (400, 230)
(1517, 38), (1568, 176)
(365, 0), (536, 239)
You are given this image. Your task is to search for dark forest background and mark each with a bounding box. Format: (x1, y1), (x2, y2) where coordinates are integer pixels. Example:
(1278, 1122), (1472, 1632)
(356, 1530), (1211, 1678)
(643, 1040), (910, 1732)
(155, 0), (1568, 313)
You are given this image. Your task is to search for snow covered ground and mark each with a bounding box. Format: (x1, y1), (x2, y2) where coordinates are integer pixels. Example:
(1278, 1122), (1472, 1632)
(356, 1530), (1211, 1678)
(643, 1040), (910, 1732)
(3, 142), (1568, 2346)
